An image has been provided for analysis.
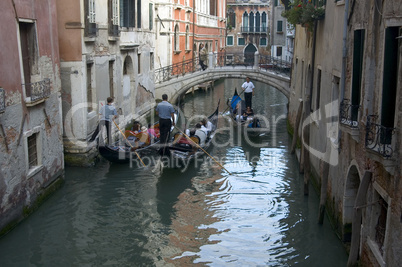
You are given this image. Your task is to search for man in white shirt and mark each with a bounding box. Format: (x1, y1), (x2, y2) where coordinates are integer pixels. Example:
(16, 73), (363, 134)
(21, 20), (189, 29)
(241, 77), (255, 109)
(194, 123), (207, 146)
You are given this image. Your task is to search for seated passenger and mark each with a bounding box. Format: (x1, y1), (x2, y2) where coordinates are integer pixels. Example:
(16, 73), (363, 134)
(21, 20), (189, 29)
(242, 106), (254, 120)
(201, 117), (213, 134)
(194, 123), (207, 146)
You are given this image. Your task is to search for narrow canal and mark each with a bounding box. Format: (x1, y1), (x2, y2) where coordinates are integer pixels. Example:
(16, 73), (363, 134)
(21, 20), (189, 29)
(0, 79), (348, 266)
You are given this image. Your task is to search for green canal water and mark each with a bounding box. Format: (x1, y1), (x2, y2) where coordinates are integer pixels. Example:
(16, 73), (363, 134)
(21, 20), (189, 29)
(0, 79), (348, 266)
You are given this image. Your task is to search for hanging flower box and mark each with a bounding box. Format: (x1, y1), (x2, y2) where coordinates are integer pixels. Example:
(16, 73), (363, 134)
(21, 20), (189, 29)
(282, 0), (325, 32)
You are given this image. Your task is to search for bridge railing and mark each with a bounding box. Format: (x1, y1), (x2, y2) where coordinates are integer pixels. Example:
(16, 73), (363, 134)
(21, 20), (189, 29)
(154, 52), (291, 83)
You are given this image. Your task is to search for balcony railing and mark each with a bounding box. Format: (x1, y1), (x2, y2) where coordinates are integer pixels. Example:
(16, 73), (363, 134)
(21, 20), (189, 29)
(365, 115), (396, 158)
(23, 78), (51, 103)
(240, 26), (268, 33)
(0, 88), (5, 113)
(86, 22), (98, 37)
(109, 24), (120, 37)
(340, 99), (360, 128)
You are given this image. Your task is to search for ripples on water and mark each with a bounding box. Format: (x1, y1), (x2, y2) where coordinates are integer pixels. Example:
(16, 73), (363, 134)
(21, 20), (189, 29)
(0, 79), (347, 266)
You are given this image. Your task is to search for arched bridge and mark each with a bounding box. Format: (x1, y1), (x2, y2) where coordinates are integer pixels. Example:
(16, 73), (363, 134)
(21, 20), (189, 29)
(154, 52), (291, 103)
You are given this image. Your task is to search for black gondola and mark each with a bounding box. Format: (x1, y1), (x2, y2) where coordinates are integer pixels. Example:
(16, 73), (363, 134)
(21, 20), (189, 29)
(166, 100), (220, 165)
(98, 113), (178, 164)
(227, 88), (262, 136)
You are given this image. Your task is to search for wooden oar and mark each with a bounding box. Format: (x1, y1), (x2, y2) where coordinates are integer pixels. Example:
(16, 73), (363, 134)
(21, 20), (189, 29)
(174, 126), (232, 175)
(112, 120), (146, 167)
(221, 87), (246, 114)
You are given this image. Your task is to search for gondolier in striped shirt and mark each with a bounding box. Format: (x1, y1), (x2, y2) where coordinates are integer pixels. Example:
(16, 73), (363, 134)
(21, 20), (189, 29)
(156, 94), (175, 145)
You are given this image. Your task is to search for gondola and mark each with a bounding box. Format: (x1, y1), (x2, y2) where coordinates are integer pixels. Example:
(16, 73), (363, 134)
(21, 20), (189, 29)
(227, 88), (262, 137)
(165, 100), (220, 165)
(98, 113), (178, 164)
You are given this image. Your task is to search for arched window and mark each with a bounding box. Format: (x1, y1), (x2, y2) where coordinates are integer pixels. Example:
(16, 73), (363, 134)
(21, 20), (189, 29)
(185, 26), (190, 50)
(262, 12), (267, 32)
(249, 12), (254, 32)
(255, 12), (260, 32)
(242, 11), (248, 32)
(174, 24), (179, 51)
(228, 8), (235, 29)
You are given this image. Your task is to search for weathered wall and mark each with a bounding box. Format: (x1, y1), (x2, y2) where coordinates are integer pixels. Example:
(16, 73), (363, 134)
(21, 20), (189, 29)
(0, 0), (64, 235)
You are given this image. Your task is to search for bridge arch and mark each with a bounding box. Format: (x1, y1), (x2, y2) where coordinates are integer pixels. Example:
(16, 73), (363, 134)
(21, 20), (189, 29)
(155, 68), (290, 104)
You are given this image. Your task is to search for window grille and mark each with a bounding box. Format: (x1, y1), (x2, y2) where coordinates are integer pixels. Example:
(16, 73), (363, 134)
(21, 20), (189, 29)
(28, 134), (38, 169)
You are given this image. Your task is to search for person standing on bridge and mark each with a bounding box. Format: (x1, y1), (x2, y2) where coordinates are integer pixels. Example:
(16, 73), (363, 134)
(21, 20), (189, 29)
(242, 77), (255, 109)
(199, 44), (208, 71)
(156, 94), (175, 146)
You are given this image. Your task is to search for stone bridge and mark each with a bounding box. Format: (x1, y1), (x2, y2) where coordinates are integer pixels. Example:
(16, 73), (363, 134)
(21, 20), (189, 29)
(154, 52), (291, 103)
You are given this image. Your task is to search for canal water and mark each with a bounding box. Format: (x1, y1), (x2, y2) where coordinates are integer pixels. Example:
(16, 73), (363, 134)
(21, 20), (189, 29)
(0, 79), (348, 266)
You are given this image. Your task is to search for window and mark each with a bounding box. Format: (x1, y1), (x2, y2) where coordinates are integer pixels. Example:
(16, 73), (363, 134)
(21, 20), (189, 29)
(228, 9), (235, 30)
(210, 0), (217, 16)
(242, 12), (248, 32)
(185, 26), (190, 50)
(27, 133), (38, 169)
(137, 0), (141, 28)
(174, 24), (179, 51)
(238, 37), (245, 46)
(276, 46), (282, 57)
(149, 3), (153, 30)
(88, 0), (95, 23)
(138, 53), (141, 74)
(381, 27), (399, 136)
(277, 21), (283, 33)
(262, 12), (267, 32)
(260, 37), (267, 46)
(120, 0), (135, 27)
(109, 0), (119, 36)
(368, 187), (389, 259)
(249, 12), (254, 32)
(351, 29), (365, 121)
(150, 52), (154, 70)
(109, 61), (114, 98)
(227, 36), (233, 46)
(255, 12), (260, 32)
(86, 62), (94, 112)
(19, 21), (39, 90)
(85, 0), (97, 36)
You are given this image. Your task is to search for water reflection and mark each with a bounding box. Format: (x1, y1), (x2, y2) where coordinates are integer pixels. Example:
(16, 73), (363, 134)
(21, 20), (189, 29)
(0, 78), (347, 266)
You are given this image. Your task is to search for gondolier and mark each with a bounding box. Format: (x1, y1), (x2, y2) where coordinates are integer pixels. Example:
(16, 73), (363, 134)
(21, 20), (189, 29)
(89, 96), (118, 144)
(156, 94), (175, 145)
(241, 77), (255, 109)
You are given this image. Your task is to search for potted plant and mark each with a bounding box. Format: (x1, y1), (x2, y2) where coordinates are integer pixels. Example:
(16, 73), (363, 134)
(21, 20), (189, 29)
(282, 0), (325, 32)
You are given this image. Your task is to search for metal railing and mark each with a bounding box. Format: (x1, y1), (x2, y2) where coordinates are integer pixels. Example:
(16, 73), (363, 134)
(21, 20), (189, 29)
(23, 78), (51, 102)
(109, 24), (120, 37)
(86, 22), (98, 37)
(154, 52), (291, 84)
(240, 26), (268, 33)
(365, 115), (396, 158)
(154, 58), (199, 83)
(340, 99), (360, 128)
(0, 88), (5, 113)
(215, 52), (255, 67)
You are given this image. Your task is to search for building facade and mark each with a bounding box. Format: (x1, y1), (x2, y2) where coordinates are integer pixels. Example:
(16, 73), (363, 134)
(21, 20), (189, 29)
(287, 0), (401, 266)
(154, 0), (226, 69)
(57, 0), (157, 165)
(0, 0), (64, 234)
(226, 0), (271, 57)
